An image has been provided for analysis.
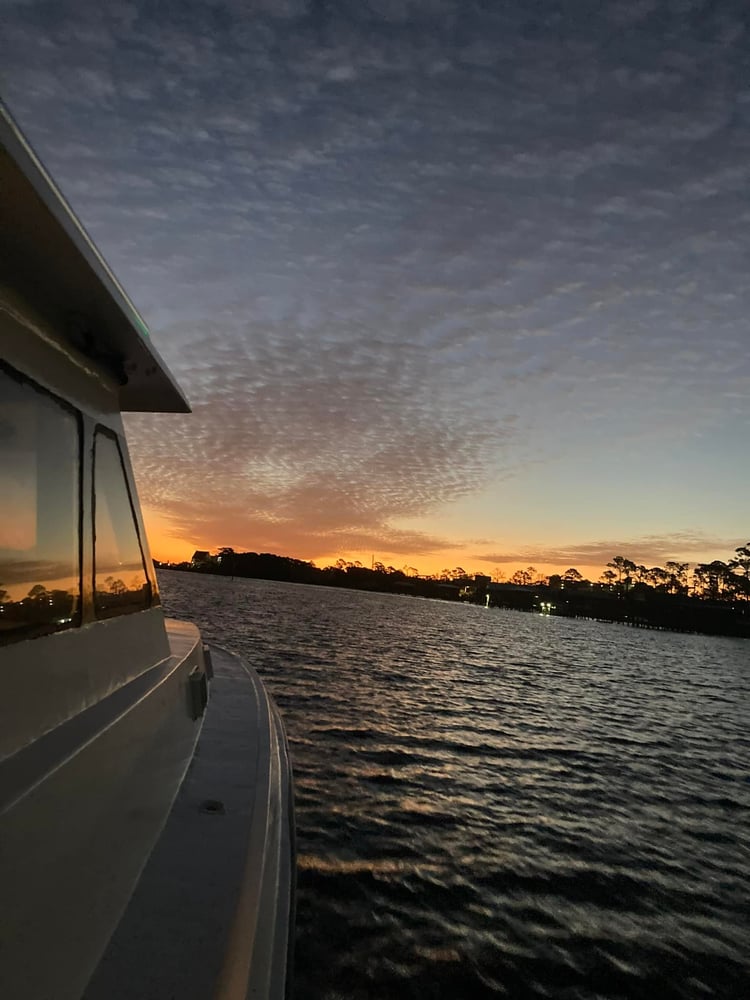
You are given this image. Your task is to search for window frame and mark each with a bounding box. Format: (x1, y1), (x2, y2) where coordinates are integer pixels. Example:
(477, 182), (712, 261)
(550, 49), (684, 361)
(0, 360), (83, 645)
(91, 425), (153, 620)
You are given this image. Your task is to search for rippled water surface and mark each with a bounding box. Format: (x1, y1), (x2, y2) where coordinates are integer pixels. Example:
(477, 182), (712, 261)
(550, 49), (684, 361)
(158, 571), (749, 999)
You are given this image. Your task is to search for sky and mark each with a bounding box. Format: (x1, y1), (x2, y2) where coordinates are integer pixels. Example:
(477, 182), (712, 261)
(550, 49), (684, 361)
(2, 0), (748, 579)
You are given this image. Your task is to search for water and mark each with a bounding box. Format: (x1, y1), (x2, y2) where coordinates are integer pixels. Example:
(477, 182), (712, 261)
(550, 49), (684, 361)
(158, 570), (749, 999)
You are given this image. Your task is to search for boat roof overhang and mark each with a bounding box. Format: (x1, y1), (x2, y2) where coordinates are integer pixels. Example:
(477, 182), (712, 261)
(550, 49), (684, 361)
(0, 101), (190, 414)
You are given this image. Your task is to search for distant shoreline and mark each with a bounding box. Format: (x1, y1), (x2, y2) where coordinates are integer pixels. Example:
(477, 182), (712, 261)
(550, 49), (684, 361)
(156, 561), (749, 641)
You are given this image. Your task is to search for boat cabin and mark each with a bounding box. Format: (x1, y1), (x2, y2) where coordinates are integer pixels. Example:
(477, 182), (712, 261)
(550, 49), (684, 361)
(0, 103), (293, 1000)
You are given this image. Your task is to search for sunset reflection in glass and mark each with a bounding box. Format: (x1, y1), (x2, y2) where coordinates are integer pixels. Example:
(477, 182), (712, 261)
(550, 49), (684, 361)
(0, 366), (80, 643)
(93, 431), (150, 618)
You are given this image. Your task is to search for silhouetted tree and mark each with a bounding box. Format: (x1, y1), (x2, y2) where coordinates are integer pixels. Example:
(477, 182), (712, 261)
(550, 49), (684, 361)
(665, 561), (689, 595)
(729, 543), (750, 599)
(607, 556), (628, 584)
(606, 556), (635, 592)
(693, 561), (733, 600)
(647, 566), (668, 590)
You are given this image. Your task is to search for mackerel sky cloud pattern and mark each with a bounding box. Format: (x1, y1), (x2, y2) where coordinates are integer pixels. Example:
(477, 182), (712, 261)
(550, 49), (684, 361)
(2, 0), (748, 571)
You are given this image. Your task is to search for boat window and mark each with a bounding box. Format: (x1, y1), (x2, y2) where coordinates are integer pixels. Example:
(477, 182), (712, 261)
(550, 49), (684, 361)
(93, 430), (151, 619)
(0, 364), (81, 645)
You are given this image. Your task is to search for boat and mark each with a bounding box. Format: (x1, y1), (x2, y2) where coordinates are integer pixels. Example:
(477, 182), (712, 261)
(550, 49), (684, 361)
(0, 101), (295, 999)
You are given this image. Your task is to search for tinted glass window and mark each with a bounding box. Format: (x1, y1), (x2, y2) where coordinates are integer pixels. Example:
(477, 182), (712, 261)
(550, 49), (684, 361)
(93, 431), (150, 618)
(0, 365), (81, 644)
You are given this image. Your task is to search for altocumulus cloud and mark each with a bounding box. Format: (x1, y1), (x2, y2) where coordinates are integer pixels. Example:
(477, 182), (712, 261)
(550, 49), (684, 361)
(2, 0), (749, 560)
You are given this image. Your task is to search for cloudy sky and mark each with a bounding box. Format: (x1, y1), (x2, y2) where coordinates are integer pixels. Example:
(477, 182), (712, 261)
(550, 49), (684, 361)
(2, 0), (748, 576)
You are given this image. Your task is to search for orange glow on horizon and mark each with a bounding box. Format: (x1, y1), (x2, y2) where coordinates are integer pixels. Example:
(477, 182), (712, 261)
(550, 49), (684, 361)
(142, 510), (734, 583)
(141, 507), (195, 565)
(142, 511), (610, 582)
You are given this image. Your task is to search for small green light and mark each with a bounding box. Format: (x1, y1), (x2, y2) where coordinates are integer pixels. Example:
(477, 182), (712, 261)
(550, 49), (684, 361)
(134, 315), (150, 339)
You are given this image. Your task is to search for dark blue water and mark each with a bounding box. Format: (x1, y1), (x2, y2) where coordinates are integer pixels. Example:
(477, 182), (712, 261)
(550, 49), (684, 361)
(158, 570), (749, 999)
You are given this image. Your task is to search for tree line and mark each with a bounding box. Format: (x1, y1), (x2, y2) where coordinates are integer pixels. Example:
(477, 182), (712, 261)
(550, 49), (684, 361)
(162, 541), (750, 604)
(546, 544), (750, 601)
(171, 548), (465, 600)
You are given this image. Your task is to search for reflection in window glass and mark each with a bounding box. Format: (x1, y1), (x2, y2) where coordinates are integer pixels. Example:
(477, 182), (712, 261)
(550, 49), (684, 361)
(0, 365), (81, 645)
(94, 431), (150, 618)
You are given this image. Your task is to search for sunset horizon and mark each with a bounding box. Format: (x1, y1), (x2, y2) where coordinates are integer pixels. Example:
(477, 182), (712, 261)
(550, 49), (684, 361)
(4, 0), (748, 607)
(144, 505), (745, 584)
